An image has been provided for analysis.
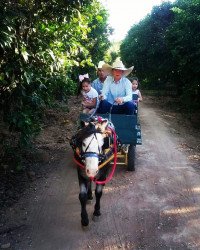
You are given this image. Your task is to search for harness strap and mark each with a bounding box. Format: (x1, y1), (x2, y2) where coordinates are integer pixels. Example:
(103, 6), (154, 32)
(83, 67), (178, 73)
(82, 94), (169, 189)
(73, 157), (85, 169)
(84, 134), (95, 153)
(95, 133), (102, 155)
(84, 152), (99, 158)
(95, 127), (117, 185)
(98, 154), (114, 169)
(83, 133), (101, 155)
(74, 145), (114, 169)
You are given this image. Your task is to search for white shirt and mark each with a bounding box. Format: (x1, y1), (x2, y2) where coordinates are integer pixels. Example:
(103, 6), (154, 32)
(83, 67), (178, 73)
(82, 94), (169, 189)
(81, 87), (98, 103)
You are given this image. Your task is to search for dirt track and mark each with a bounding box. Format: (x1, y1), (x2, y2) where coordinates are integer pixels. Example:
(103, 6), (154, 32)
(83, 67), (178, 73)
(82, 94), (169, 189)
(1, 101), (200, 250)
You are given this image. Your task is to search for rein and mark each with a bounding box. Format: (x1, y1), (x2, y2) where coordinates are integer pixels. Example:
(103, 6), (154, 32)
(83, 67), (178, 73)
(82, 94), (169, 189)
(95, 127), (117, 185)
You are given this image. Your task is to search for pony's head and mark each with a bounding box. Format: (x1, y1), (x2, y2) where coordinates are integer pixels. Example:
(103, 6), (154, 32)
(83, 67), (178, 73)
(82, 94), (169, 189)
(77, 117), (109, 178)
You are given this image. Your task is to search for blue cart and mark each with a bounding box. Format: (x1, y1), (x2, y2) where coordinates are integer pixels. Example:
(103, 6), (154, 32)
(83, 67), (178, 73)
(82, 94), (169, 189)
(79, 103), (142, 171)
(97, 113), (141, 171)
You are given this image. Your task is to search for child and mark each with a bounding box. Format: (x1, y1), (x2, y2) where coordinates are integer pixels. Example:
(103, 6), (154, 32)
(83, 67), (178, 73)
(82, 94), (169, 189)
(131, 77), (143, 103)
(79, 74), (98, 114)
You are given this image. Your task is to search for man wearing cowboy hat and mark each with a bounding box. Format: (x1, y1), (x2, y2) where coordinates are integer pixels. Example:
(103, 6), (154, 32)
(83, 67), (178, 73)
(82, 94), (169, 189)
(97, 59), (135, 115)
(92, 61), (108, 95)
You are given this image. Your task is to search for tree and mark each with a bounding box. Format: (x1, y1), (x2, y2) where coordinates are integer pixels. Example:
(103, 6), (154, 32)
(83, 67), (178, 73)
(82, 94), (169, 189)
(166, 0), (200, 109)
(120, 2), (174, 89)
(0, 0), (111, 168)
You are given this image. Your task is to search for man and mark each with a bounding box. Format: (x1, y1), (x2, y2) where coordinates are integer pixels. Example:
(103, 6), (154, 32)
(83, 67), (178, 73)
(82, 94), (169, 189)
(92, 61), (108, 95)
(97, 59), (135, 115)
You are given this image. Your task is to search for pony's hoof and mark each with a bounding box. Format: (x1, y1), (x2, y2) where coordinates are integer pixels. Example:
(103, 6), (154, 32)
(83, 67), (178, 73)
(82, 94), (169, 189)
(87, 200), (93, 204)
(93, 210), (101, 216)
(87, 194), (93, 200)
(81, 225), (90, 231)
(92, 210), (101, 222)
(92, 215), (101, 222)
(81, 223), (90, 231)
(81, 219), (89, 227)
(87, 194), (93, 202)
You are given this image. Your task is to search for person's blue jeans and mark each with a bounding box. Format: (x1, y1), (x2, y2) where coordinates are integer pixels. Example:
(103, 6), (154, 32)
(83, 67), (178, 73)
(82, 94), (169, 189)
(97, 100), (135, 115)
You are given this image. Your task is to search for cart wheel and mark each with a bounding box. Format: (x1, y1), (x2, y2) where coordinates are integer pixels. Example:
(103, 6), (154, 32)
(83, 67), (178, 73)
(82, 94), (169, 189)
(127, 144), (136, 171)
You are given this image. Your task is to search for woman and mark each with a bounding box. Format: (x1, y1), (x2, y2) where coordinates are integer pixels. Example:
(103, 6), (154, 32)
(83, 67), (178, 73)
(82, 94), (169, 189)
(97, 60), (135, 115)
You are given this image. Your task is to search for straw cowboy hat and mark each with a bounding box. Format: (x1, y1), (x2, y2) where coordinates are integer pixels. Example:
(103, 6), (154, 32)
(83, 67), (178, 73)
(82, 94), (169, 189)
(102, 60), (134, 77)
(97, 61), (105, 69)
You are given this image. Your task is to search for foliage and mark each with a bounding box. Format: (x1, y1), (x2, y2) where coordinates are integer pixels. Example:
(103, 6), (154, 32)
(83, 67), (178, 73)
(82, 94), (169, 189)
(121, 2), (174, 86)
(166, 0), (200, 111)
(105, 41), (120, 64)
(120, 0), (200, 112)
(0, 0), (111, 169)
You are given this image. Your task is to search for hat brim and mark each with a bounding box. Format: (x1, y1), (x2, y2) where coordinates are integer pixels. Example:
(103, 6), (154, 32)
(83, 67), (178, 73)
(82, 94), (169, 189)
(102, 64), (134, 77)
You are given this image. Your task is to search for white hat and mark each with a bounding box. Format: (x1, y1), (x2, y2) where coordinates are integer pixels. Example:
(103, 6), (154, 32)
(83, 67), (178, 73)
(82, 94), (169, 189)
(102, 60), (134, 76)
(97, 61), (105, 69)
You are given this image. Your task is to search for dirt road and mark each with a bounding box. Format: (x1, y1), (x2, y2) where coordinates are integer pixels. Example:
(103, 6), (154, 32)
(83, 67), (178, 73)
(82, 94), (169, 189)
(1, 101), (200, 250)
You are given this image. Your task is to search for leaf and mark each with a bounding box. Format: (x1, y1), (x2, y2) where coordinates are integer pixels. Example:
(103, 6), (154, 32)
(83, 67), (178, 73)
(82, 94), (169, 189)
(48, 50), (56, 61)
(21, 48), (29, 62)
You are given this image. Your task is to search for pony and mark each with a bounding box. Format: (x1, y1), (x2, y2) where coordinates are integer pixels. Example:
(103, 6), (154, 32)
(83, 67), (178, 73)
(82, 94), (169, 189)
(70, 117), (117, 227)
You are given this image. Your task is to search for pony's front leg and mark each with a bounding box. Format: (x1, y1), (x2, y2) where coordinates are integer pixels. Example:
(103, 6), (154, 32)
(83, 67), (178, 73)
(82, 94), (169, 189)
(79, 183), (89, 226)
(93, 184), (103, 217)
(87, 180), (93, 201)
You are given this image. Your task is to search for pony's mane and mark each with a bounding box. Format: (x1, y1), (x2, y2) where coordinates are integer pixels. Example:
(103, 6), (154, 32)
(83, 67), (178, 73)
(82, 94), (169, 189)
(76, 123), (101, 142)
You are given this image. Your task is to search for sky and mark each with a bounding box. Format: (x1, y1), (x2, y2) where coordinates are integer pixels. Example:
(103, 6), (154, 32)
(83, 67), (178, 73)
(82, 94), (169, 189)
(100, 0), (176, 42)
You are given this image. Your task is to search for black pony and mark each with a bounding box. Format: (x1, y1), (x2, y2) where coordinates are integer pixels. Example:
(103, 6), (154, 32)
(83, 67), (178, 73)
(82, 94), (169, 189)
(70, 118), (116, 227)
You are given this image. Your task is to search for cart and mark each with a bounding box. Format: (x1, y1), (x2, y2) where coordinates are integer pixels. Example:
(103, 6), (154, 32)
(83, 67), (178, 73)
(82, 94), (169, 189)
(98, 113), (141, 171)
(79, 101), (142, 171)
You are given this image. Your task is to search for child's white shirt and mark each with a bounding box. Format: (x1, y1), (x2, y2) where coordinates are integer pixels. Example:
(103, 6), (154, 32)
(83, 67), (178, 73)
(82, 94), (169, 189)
(81, 87), (98, 102)
(132, 89), (140, 95)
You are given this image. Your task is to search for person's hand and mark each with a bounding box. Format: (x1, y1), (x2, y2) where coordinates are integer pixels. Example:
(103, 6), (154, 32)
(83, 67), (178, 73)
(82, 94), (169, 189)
(115, 97), (123, 104)
(99, 94), (104, 100)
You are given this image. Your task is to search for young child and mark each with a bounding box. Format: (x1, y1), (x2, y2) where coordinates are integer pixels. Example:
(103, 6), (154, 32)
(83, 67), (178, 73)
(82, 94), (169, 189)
(79, 74), (98, 114)
(131, 77), (143, 103)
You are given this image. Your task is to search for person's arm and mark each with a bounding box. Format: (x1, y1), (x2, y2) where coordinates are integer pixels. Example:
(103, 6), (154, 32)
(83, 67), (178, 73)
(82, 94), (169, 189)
(82, 88), (98, 108)
(82, 97), (97, 108)
(101, 76), (111, 100)
(122, 79), (132, 102)
(138, 90), (143, 101)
